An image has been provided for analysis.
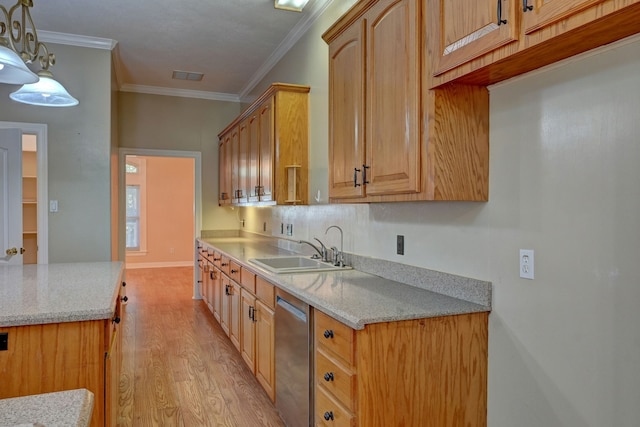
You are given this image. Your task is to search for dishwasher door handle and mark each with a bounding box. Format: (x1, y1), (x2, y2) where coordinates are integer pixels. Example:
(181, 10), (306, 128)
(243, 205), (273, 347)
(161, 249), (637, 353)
(276, 295), (307, 322)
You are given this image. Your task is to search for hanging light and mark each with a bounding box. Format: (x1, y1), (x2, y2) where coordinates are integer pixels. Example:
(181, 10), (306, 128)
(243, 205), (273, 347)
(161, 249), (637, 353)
(10, 69), (78, 106)
(274, 0), (310, 12)
(0, 0), (78, 106)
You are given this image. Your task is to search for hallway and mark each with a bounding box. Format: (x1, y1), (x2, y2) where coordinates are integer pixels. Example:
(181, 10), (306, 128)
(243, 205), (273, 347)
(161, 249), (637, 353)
(118, 267), (285, 426)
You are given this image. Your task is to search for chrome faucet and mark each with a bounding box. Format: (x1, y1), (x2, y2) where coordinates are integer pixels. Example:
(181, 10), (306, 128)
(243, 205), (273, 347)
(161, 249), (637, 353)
(325, 225), (345, 267)
(298, 239), (327, 261)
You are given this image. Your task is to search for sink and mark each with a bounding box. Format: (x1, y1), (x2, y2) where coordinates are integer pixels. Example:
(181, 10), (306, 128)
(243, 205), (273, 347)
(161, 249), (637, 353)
(248, 256), (351, 274)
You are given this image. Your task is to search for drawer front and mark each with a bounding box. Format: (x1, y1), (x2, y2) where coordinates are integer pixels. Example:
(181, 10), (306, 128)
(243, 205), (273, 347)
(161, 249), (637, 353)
(316, 349), (356, 410)
(315, 310), (355, 366)
(220, 256), (231, 275)
(240, 268), (256, 294)
(229, 261), (241, 282)
(315, 386), (356, 427)
(256, 276), (275, 309)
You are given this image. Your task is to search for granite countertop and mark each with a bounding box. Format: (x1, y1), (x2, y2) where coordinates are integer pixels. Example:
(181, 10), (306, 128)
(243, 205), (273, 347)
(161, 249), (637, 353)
(0, 388), (94, 427)
(198, 237), (490, 329)
(0, 262), (124, 327)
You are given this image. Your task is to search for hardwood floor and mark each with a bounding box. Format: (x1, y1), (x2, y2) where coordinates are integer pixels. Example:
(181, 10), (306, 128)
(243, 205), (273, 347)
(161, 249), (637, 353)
(119, 267), (285, 427)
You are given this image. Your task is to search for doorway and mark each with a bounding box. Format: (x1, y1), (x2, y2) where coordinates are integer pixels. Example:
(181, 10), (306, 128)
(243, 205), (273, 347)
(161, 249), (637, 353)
(118, 148), (201, 295)
(0, 121), (49, 264)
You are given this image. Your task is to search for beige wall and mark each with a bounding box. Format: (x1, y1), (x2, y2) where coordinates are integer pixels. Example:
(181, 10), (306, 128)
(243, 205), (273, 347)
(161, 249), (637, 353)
(0, 44), (113, 262)
(118, 92), (241, 231)
(240, 2), (640, 426)
(125, 156), (194, 266)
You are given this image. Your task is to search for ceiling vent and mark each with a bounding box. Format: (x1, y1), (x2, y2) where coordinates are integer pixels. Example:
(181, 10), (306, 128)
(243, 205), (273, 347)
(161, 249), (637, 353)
(172, 71), (204, 81)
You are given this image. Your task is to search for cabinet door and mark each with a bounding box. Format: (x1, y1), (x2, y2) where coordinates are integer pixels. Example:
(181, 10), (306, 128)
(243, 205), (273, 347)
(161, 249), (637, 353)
(230, 128), (242, 204)
(255, 300), (275, 401)
(522, 0), (606, 33)
(364, 0), (421, 196)
(238, 120), (250, 204)
(220, 275), (230, 336)
(433, 0), (519, 75)
(240, 289), (256, 373)
(229, 280), (241, 351)
(247, 112), (260, 203)
(206, 266), (215, 312)
(218, 135), (232, 205)
(328, 19), (366, 199)
(258, 99), (274, 202)
(212, 267), (221, 323)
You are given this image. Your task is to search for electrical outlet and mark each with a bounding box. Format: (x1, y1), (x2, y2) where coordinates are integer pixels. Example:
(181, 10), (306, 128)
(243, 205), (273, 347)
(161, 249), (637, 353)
(286, 224), (293, 236)
(263, 222), (267, 232)
(0, 332), (8, 351)
(520, 249), (534, 279)
(397, 235), (404, 255)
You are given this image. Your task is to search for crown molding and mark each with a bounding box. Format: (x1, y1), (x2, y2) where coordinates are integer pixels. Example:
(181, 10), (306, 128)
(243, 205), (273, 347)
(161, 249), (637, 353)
(239, 0), (334, 100)
(39, 30), (117, 50)
(119, 84), (241, 102)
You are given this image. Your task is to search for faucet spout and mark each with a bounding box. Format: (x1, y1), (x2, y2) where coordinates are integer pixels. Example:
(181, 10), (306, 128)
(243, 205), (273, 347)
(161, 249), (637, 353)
(298, 240), (324, 260)
(325, 225), (345, 267)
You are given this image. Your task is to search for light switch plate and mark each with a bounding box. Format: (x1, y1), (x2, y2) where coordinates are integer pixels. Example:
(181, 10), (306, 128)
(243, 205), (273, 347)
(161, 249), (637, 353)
(49, 200), (58, 212)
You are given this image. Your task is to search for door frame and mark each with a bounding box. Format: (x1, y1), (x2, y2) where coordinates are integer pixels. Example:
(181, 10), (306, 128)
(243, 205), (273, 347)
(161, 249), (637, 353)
(118, 148), (202, 298)
(0, 121), (49, 264)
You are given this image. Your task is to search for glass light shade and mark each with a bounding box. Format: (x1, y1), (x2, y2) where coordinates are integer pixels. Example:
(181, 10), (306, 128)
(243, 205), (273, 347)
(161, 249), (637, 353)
(0, 44), (39, 84)
(274, 0), (310, 12)
(10, 71), (79, 107)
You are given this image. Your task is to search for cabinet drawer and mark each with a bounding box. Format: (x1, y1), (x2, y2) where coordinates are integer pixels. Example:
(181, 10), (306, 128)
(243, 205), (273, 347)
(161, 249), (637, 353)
(220, 256), (231, 275)
(229, 261), (241, 282)
(240, 268), (256, 294)
(256, 276), (275, 309)
(315, 386), (356, 427)
(316, 348), (356, 411)
(213, 251), (222, 267)
(315, 310), (354, 366)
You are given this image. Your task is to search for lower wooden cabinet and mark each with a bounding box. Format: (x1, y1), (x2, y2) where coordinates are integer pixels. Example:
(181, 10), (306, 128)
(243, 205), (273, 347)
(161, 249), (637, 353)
(0, 281), (126, 427)
(314, 309), (488, 427)
(229, 280), (241, 351)
(240, 288), (256, 371)
(255, 299), (275, 402)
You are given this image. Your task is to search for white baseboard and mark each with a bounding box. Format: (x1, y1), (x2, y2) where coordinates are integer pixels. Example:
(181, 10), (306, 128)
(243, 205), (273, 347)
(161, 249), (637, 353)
(125, 261), (194, 269)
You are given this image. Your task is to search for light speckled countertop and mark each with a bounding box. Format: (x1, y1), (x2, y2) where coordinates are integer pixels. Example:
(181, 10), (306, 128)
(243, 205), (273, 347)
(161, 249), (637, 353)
(0, 388), (94, 427)
(199, 237), (490, 329)
(0, 262), (124, 327)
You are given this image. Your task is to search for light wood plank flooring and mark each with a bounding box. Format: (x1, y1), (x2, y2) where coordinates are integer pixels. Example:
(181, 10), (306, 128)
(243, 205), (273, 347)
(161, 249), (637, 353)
(118, 267), (285, 427)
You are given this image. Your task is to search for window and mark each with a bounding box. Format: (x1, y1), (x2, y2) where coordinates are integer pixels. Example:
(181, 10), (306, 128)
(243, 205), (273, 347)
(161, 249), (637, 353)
(125, 157), (147, 253)
(126, 185), (140, 250)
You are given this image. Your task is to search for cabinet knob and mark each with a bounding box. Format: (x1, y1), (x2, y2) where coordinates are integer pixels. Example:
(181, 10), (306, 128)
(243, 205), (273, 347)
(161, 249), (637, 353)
(122, 281), (127, 287)
(324, 411), (334, 421)
(221, 262), (229, 267)
(121, 296), (128, 302)
(523, 0), (533, 12)
(323, 329), (334, 339)
(230, 269), (238, 274)
(112, 316), (121, 324)
(324, 372), (334, 382)
(353, 167), (361, 187)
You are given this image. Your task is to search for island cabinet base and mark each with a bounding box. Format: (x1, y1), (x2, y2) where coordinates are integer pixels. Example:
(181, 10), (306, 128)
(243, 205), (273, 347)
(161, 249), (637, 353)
(315, 311), (488, 427)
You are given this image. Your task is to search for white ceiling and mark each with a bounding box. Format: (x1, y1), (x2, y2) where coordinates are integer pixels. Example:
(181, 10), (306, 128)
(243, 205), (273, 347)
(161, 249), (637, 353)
(27, 0), (332, 101)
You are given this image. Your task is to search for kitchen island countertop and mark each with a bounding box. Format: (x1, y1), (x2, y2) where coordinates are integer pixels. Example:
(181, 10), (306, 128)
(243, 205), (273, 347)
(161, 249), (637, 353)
(0, 388), (94, 427)
(0, 262), (124, 327)
(198, 237), (490, 329)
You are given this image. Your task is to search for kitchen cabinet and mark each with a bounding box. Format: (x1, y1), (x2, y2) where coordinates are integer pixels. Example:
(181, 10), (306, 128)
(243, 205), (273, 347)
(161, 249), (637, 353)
(314, 310), (488, 426)
(0, 280), (126, 427)
(323, 0), (490, 202)
(428, 0), (640, 86)
(229, 280), (241, 351)
(432, 0), (519, 76)
(218, 135), (232, 205)
(220, 274), (230, 336)
(211, 265), (222, 323)
(255, 277), (276, 402)
(240, 288), (256, 372)
(218, 83), (309, 206)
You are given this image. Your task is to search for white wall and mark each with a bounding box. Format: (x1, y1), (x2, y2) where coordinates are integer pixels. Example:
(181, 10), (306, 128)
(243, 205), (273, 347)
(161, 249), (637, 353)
(240, 2), (640, 425)
(0, 44), (113, 262)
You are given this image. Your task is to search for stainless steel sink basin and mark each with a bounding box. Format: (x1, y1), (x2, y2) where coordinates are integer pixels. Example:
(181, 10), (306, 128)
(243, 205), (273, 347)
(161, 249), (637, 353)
(248, 256), (351, 274)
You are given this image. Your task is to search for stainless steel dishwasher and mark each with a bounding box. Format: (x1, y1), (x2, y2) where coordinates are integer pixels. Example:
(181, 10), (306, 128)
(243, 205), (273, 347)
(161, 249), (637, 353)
(275, 288), (313, 427)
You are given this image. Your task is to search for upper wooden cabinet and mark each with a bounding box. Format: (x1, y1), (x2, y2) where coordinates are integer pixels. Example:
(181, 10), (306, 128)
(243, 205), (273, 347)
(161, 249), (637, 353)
(218, 83), (309, 206)
(323, 0), (490, 203)
(433, 0), (519, 76)
(429, 0), (640, 86)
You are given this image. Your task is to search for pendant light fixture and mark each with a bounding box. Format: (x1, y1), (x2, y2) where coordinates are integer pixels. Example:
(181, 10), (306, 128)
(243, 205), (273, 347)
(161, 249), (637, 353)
(0, 0), (78, 107)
